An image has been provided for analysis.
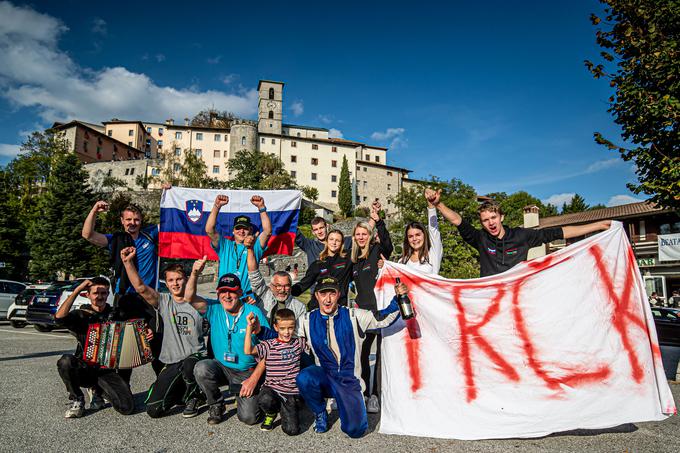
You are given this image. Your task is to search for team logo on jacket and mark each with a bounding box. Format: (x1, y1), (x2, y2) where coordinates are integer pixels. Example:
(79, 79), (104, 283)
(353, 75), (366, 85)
(486, 247), (497, 255)
(185, 200), (203, 223)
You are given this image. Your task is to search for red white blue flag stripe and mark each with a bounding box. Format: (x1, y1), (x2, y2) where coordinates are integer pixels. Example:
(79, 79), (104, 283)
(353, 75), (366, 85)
(159, 187), (301, 260)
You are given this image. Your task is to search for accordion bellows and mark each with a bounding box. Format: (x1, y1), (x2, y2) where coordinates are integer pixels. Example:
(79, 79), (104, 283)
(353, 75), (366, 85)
(83, 319), (154, 369)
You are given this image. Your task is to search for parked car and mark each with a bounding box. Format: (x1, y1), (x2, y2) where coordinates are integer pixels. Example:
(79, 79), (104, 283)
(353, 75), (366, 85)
(0, 280), (27, 321)
(26, 278), (113, 332)
(7, 283), (51, 328)
(651, 307), (680, 347)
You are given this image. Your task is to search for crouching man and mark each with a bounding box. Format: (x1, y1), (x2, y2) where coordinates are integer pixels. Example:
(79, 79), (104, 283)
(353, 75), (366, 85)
(55, 277), (135, 418)
(251, 276), (405, 438)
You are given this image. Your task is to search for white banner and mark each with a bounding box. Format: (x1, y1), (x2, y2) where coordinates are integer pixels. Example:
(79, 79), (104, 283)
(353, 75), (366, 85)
(376, 221), (675, 440)
(659, 233), (680, 262)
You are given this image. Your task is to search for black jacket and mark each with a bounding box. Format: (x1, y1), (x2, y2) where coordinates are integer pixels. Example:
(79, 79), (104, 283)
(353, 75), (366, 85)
(352, 219), (393, 311)
(292, 253), (353, 309)
(457, 219), (563, 277)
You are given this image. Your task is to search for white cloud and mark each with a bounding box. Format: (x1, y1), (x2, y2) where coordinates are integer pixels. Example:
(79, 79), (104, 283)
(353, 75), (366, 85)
(370, 127), (406, 149)
(607, 194), (643, 207)
(542, 193), (575, 207)
(90, 18), (107, 36)
(318, 114), (333, 124)
(0, 143), (20, 157)
(329, 128), (343, 139)
(585, 158), (621, 173)
(207, 55), (222, 65)
(0, 2), (258, 124)
(221, 73), (238, 84)
(290, 100), (304, 116)
(155, 53), (165, 62)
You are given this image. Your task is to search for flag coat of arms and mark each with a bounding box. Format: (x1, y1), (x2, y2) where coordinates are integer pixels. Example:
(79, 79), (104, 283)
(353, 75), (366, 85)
(159, 188), (301, 260)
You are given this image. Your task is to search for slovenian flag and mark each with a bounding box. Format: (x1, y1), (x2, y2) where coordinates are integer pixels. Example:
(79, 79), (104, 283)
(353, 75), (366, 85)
(159, 187), (301, 259)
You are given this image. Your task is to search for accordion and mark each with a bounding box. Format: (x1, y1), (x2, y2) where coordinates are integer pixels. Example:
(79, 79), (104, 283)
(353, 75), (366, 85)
(83, 319), (153, 369)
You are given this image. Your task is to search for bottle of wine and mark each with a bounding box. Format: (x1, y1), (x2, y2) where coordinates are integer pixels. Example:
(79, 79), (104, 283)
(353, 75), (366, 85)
(395, 277), (414, 320)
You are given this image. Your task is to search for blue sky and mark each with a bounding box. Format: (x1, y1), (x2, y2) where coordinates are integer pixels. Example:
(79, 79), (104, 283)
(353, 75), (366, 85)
(0, 0), (640, 208)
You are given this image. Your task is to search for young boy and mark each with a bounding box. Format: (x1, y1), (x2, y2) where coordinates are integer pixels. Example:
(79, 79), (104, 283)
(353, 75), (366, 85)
(244, 308), (305, 435)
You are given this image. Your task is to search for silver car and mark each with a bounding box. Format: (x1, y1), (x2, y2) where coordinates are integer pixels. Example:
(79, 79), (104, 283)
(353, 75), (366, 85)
(0, 280), (27, 320)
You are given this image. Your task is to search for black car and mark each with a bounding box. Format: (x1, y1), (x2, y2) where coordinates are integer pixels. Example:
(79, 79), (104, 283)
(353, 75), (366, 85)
(651, 307), (680, 347)
(26, 281), (77, 332)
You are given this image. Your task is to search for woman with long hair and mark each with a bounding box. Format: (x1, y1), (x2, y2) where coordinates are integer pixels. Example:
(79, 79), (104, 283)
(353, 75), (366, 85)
(291, 229), (353, 309)
(397, 188), (443, 275)
(350, 200), (393, 414)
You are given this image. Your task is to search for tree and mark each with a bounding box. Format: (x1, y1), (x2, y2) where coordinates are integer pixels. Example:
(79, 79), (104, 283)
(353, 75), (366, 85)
(586, 1), (680, 210)
(338, 155), (352, 217)
(541, 203), (559, 217)
(26, 153), (107, 280)
(561, 194), (590, 214)
(226, 149), (297, 190)
(153, 143), (226, 189)
(391, 178), (481, 279)
(0, 169), (27, 279)
(485, 190), (557, 226)
(190, 109), (238, 128)
(301, 186), (319, 202)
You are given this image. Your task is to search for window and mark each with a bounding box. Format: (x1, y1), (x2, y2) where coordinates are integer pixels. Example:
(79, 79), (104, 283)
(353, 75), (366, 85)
(223, 150), (228, 158)
(128, 129), (134, 136)
(130, 168), (135, 175)
(195, 149), (202, 157)
(271, 139), (275, 144)
(312, 134), (316, 138)
(291, 155), (297, 163)
(363, 196), (367, 201)
(366, 154), (370, 161)
(107, 130), (112, 137)
(331, 160), (337, 167)
(214, 150), (220, 158)
(363, 167), (367, 172)
(241, 136), (246, 145)
(291, 141), (297, 148)
(214, 134), (221, 142)
(311, 173), (317, 181)
(387, 184), (391, 191)
(375, 155), (380, 163)
(290, 170), (296, 178)
(125, 168), (130, 175)
(261, 137), (265, 144)
(332, 146), (337, 152)
(311, 158), (318, 165)
(107, 169), (112, 176)
(83, 142), (88, 152)
(387, 171), (393, 176)
(128, 141), (132, 146)
(158, 127), (163, 136)
(331, 190), (337, 198)
(174, 147), (181, 156)
(196, 133), (203, 141)
(157, 140), (163, 147)
(312, 144), (318, 150)
(173, 163), (181, 172)
(213, 166), (220, 174)
(331, 175), (337, 182)
(363, 181), (367, 188)
(151, 168), (160, 176)
(268, 110), (274, 119)
(296, 132), (301, 137)
(269, 87), (275, 99)
(175, 131), (182, 139)
(146, 127), (152, 133)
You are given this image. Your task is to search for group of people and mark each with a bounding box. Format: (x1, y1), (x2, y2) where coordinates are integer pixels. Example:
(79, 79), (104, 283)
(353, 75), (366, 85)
(54, 188), (611, 438)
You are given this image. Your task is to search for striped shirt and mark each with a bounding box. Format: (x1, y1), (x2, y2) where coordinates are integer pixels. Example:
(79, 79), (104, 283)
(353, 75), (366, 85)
(256, 337), (307, 395)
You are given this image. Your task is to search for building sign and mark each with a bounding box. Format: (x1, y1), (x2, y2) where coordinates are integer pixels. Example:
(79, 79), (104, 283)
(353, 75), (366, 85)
(658, 233), (680, 262)
(637, 257), (656, 267)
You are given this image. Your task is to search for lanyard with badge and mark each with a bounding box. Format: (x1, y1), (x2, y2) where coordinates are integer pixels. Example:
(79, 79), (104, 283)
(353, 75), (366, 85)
(224, 307), (243, 363)
(233, 241), (246, 270)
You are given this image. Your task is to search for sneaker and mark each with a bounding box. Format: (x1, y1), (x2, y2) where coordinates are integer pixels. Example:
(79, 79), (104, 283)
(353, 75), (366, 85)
(260, 412), (276, 431)
(326, 398), (337, 412)
(207, 403), (224, 425)
(314, 410), (328, 433)
(86, 388), (105, 411)
(183, 397), (203, 418)
(65, 398), (85, 418)
(367, 395), (380, 413)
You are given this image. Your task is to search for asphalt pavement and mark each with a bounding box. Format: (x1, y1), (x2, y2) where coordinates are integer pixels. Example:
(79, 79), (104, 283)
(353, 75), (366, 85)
(1, 322), (679, 453)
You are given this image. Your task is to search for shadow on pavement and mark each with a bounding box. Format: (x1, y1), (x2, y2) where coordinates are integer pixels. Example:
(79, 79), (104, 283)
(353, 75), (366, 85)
(0, 349), (72, 362)
(548, 423), (638, 437)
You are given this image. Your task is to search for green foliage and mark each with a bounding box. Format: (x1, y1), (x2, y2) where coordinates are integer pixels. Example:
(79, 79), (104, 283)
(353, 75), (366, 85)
(154, 144), (227, 189)
(561, 194), (589, 214)
(586, 0), (680, 210)
(100, 175), (128, 192)
(190, 109), (238, 128)
(0, 169), (27, 279)
(338, 155), (352, 217)
(26, 153), (107, 280)
(589, 203), (607, 211)
(352, 206), (370, 217)
(485, 191), (548, 227)
(541, 203), (559, 217)
(226, 149), (296, 190)
(391, 177), (481, 279)
(301, 186), (319, 202)
(299, 206), (316, 225)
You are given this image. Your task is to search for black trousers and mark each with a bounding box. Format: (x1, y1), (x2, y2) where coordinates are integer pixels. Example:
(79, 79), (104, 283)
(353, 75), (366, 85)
(56, 354), (134, 415)
(360, 332), (382, 398)
(145, 354), (204, 418)
(258, 385), (301, 436)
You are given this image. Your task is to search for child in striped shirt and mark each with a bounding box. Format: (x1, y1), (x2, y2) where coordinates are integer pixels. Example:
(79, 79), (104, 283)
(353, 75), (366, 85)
(245, 308), (306, 435)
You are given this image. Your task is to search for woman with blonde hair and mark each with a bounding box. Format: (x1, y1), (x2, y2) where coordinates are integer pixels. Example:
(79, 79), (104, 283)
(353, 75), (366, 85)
(350, 200), (393, 414)
(292, 229), (353, 309)
(398, 188), (443, 275)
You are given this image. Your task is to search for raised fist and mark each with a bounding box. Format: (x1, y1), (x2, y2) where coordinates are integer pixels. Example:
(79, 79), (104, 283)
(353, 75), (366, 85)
(92, 201), (109, 213)
(250, 195), (265, 209)
(120, 246), (137, 263)
(192, 255), (207, 274)
(243, 231), (259, 249)
(424, 188), (441, 206)
(214, 195), (229, 209)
